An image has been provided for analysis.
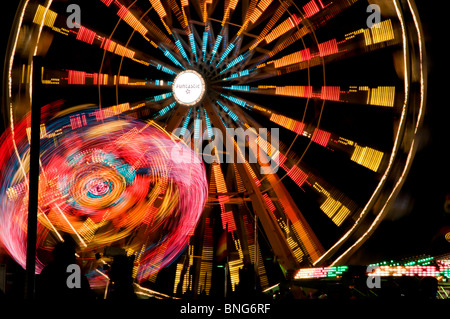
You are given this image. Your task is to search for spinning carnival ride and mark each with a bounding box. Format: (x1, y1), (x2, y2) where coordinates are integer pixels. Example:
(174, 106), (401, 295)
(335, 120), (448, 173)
(1, 0), (426, 297)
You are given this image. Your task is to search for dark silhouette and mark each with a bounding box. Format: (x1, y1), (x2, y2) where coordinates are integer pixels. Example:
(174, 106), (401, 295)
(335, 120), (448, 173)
(109, 254), (137, 300)
(36, 236), (94, 301)
(236, 265), (256, 296)
(419, 277), (438, 299)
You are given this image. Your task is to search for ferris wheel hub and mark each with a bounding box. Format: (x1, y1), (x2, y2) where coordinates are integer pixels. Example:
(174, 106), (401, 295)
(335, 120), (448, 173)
(172, 70), (206, 107)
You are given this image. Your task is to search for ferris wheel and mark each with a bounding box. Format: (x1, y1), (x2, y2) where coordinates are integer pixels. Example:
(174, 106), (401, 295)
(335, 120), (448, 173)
(1, 0), (426, 297)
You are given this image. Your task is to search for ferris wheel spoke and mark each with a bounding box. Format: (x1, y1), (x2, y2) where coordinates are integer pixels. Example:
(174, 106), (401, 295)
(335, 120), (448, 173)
(217, 88), (389, 179)
(203, 100), (301, 269)
(207, 100), (326, 264)
(41, 67), (172, 90)
(233, 109), (362, 230)
(98, 0), (186, 65)
(222, 83), (396, 109)
(31, 4), (173, 74)
(246, 21), (398, 80)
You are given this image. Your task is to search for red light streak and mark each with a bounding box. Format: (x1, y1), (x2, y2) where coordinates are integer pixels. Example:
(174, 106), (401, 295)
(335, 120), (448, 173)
(311, 128), (331, 147)
(76, 26), (97, 45)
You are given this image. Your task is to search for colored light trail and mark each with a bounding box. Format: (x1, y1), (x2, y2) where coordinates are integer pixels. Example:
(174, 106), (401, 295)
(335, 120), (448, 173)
(0, 109), (208, 282)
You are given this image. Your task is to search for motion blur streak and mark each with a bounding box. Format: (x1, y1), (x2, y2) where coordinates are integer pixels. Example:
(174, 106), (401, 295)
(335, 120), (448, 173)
(0, 109), (208, 284)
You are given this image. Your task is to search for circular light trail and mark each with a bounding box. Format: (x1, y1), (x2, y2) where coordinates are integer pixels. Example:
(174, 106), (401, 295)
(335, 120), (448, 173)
(0, 112), (208, 282)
